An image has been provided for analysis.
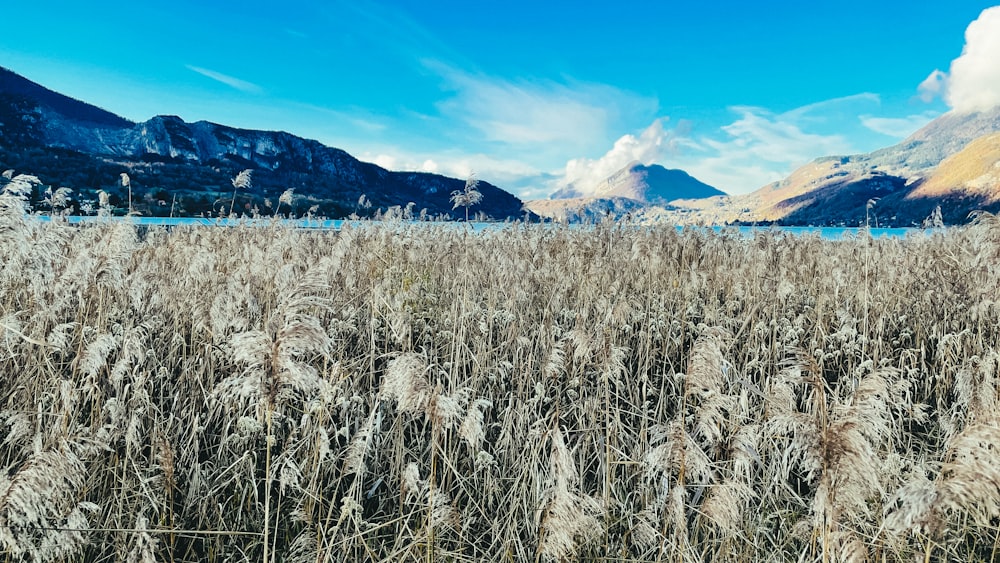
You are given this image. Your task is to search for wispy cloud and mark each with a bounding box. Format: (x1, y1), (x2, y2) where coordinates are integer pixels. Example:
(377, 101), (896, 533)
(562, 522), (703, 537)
(919, 6), (1000, 112)
(860, 112), (938, 138)
(297, 103), (388, 133)
(186, 65), (263, 94)
(332, 1), (467, 68)
(360, 147), (547, 197)
(425, 61), (658, 153)
(681, 105), (865, 193)
(782, 93), (882, 121)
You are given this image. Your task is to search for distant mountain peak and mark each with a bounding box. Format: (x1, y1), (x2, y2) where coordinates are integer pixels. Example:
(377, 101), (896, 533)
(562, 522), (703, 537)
(552, 161), (724, 204)
(529, 162), (725, 223)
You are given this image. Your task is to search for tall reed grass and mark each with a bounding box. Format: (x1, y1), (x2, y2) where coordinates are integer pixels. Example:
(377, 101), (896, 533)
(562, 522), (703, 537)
(2, 186), (1000, 562)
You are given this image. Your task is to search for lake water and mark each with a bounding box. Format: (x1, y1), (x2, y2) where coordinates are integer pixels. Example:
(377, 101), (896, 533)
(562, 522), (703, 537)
(37, 216), (931, 239)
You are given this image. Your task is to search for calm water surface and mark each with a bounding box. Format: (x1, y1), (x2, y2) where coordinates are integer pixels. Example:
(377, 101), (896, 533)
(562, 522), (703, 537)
(40, 216), (931, 239)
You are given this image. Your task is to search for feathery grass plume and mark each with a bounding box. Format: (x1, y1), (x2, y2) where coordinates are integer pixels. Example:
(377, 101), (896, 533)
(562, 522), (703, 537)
(0, 176), (37, 250)
(209, 279), (261, 338)
(343, 407), (380, 475)
(398, 461), (460, 531)
(542, 340), (566, 378)
(450, 172), (483, 221)
(829, 530), (870, 563)
(276, 455), (302, 496)
(950, 351), (1000, 432)
(97, 189), (110, 213)
(536, 427), (605, 561)
(76, 332), (119, 380)
(769, 357), (892, 560)
(2, 173), (40, 199)
(814, 370), (892, 524)
(125, 515), (158, 563)
(120, 172), (132, 214)
(275, 188), (294, 215)
(730, 423), (762, 482)
(285, 526), (320, 563)
(378, 353), (433, 414)
(401, 462), (423, 502)
(685, 326), (734, 454)
(703, 478), (756, 534)
(229, 168), (252, 216)
(458, 398), (492, 452)
(629, 507), (661, 551)
(42, 187), (73, 215)
(0, 442), (97, 562)
(884, 468), (938, 538)
(885, 426), (1000, 558)
(212, 265), (332, 415)
(933, 424), (1000, 528)
(765, 352), (823, 484)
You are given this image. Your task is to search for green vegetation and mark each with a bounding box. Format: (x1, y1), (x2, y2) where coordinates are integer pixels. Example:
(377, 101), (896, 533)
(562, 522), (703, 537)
(2, 186), (1000, 562)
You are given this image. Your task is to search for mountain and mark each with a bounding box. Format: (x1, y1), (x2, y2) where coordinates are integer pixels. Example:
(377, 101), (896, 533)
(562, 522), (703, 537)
(552, 162), (725, 204)
(0, 66), (529, 220)
(528, 161), (725, 222)
(0, 67), (132, 130)
(734, 107), (1000, 226)
(906, 132), (1000, 201)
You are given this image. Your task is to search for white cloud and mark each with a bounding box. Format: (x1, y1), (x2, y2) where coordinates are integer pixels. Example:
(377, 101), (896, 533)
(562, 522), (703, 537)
(426, 61), (657, 151)
(560, 118), (680, 193)
(713, 108), (853, 164)
(186, 65), (263, 94)
(860, 112), (939, 138)
(918, 70), (947, 103)
(360, 148), (545, 195)
(683, 107), (857, 194)
(922, 7), (1000, 113)
(370, 154), (398, 170)
(551, 98), (875, 198)
(783, 93), (881, 121)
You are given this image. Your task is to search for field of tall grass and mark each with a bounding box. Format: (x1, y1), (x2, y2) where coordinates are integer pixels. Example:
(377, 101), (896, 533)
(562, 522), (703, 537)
(2, 185), (1000, 562)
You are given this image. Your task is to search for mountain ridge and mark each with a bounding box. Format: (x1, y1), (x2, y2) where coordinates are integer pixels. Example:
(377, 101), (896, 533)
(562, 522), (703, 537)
(0, 66), (530, 220)
(721, 106), (1000, 226)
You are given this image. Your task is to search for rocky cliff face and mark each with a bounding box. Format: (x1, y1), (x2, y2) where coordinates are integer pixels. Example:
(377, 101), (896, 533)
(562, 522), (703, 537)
(0, 66), (529, 220)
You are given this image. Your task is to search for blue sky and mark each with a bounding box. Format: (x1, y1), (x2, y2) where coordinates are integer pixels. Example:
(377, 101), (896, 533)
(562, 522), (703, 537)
(2, 1), (999, 197)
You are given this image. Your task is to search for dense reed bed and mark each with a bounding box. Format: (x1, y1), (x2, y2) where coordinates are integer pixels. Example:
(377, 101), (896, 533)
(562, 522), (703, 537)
(2, 188), (1000, 562)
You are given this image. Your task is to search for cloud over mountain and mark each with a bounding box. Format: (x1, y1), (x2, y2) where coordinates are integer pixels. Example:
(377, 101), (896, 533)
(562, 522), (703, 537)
(560, 118), (681, 195)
